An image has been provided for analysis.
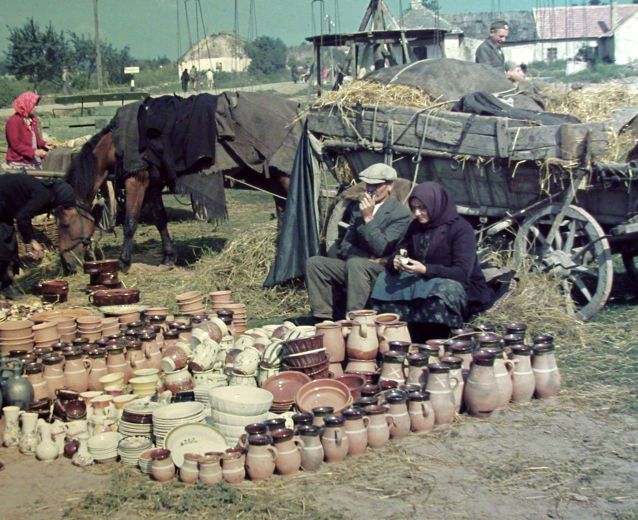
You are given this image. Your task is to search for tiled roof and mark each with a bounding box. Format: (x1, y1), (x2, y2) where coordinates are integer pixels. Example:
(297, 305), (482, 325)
(444, 11), (538, 42)
(534, 5), (638, 39)
(400, 2), (461, 32)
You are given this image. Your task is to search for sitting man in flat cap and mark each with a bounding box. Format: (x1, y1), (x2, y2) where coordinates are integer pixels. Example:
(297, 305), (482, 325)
(305, 163), (412, 320)
(476, 20), (510, 71)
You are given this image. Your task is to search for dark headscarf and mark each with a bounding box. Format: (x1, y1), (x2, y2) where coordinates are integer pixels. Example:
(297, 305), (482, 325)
(407, 182), (460, 260)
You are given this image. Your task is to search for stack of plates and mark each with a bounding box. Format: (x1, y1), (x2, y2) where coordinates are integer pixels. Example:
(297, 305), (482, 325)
(152, 402), (206, 448)
(138, 448), (155, 475)
(118, 436), (153, 465)
(87, 431), (122, 463)
(118, 400), (158, 438)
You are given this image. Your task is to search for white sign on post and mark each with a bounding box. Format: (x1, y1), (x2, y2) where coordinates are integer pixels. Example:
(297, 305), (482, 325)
(124, 66), (140, 74)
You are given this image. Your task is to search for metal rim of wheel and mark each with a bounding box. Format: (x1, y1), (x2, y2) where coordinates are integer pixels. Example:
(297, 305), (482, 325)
(513, 204), (613, 321)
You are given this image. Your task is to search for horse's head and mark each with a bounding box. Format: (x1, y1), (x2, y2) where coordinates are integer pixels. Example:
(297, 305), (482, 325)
(58, 128), (114, 273)
(57, 202), (96, 274)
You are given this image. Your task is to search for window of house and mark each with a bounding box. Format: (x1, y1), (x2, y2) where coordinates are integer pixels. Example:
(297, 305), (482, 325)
(547, 48), (558, 62)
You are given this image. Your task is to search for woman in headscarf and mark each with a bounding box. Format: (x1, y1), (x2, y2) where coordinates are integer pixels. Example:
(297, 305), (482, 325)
(370, 181), (494, 340)
(4, 91), (54, 169)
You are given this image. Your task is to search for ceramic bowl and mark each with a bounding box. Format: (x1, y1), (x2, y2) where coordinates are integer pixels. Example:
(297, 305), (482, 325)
(208, 386), (273, 416)
(0, 320), (34, 339)
(282, 335), (324, 356)
(99, 372), (125, 388)
(262, 371), (311, 402)
(283, 349), (328, 368)
(133, 368), (160, 378)
(295, 379), (351, 414)
(176, 291), (203, 302)
(210, 409), (269, 426)
(32, 322), (59, 342)
(83, 259), (119, 274)
(91, 289), (140, 306)
(88, 431), (122, 451)
(214, 422), (248, 442)
(335, 374), (366, 400)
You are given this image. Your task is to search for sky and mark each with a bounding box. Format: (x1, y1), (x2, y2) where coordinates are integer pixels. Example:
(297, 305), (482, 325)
(0, 0), (631, 60)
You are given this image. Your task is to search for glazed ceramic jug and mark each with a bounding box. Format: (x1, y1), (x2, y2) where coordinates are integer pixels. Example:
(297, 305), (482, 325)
(24, 362), (48, 402)
(406, 353), (429, 386)
(18, 411), (39, 454)
(150, 449), (174, 481)
(315, 321), (346, 363)
(480, 346), (513, 410)
(425, 363), (458, 425)
(377, 321), (411, 354)
(140, 332), (162, 371)
(1, 359), (34, 410)
(449, 340), (474, 371)
(407, 391), (435, 433)
(297, 425), (324, 471)
(106, 345), (130, 383)
(245, 434), (277, 481)
(386, 392), (411, 439)
(311, 407), (334, 428)
(126, 340), (147, 372)
(63, 351), (92, 393)
(87, 350), (108, 391)
(2, 405), (21, 447)
(346, 310), (378, 360)
(199, 453), (223, 485)
(179, 453), (201, 484)
(379, 351), (407, 385)
(463, 351), (499, 418)
(321, 415), (349, 463)
(440, 356), (464, 413)
(532, 342), (561, 398)
(222, 448), (246, 483)
(51, 419), (66, 456)
(272, 428), (303, 475)
(510, 345), (535, 403)
(342, 407), (368, 456)
(72, 432), (94, 467)
(35, 419), (58, 462)
(363, 405), (392, 449)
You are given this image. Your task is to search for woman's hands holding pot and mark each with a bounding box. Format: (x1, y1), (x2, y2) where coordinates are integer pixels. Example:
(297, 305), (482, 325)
(393, 255), (426, 275)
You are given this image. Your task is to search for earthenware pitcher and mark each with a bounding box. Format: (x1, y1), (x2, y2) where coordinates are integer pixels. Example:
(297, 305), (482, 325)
(440, 356), (464, 413)
(297, 425), (324, 471)
(363, 405), (392, 449)
(407, 391), (435, 433)
(510, 345), (535, 403)
(386, 392), (411, 439)
(72, 432), (94, 467)
(36, 419), (58, 462)
(222, 448), (246, 483)
(179, 453), (201, 484)
(18, 411), (39, 454)
(321, 415), (349, 463)
(63, 352), (92, 393)
(377, 321), (411, 354)
(141, 332), (162, 371)
(150, 449), (174, 481)
(272, 428), (303, 475)
(346, 310), (378, 360)
(2, 405), (21, 447)
(199, 453), (223, 485)
(463, 352), (499, 418)
(245, 434), (277, 481)
(425, 363), (458, 425)
(406, 353), (429, 386)
(315, 321), (346, 363)
(87, 350), (108, 391)
(379, 351), (407, 385)
(480, 347), (513, 410)
(1, 359), (33, 410)
(106, 345), (130, 383)
(24, 362), (48, 402)
(532, 343), (561, 398)
(342, 407), (368, 456)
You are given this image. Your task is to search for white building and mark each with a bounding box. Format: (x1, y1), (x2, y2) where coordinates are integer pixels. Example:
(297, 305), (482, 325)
(178, 32), (251, 78)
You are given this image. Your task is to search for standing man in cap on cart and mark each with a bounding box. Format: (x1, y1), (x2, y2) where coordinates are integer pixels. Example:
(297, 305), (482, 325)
(475, 20), (510, 71)
(305, 163), (412, 321)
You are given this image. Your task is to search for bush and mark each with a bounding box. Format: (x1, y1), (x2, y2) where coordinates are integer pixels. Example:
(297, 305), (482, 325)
(0, 77), (33, 108)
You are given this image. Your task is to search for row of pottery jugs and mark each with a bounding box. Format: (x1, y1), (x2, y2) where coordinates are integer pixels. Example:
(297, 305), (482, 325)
(1, 359), (33, 410)
(179, 453), (223, 485)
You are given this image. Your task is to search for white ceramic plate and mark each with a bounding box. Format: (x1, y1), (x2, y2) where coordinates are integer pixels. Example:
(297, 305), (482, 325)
(152, 402), (204, 421)
(99, 304), (149, 315)
(164, 423), (228, 468)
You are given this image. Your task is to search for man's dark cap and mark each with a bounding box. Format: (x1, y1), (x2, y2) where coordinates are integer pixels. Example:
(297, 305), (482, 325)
(490, 20), (509, 31)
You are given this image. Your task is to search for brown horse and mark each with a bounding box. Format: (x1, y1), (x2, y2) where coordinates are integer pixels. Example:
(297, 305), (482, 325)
(57, 126), (291, 273)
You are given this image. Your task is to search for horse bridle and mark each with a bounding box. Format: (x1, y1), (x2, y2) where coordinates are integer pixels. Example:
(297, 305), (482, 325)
(59, 201), (96, 254)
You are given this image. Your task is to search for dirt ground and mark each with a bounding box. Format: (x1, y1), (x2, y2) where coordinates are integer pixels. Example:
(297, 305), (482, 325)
(1, 397), (636, 520)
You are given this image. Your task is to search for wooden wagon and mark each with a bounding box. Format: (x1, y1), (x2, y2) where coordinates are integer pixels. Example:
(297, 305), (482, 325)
(307, 102), (638, 320)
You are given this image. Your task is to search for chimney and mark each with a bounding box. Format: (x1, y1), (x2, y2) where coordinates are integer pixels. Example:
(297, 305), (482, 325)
(610, 0), (618, 32)
(410, 0), (423, 9)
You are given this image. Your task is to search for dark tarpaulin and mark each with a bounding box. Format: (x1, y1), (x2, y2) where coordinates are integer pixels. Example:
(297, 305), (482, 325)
(264, 124), (319, 287)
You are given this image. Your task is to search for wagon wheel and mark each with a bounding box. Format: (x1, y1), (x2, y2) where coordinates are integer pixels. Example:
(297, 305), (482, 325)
(513, 204), (613, 321)
(93, 180), (117, 231)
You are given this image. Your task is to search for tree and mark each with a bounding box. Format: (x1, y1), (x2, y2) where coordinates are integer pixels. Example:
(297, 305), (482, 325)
(5, 18), (68, 87)
(67, 32), (133, 88)
(246, 36), (287, 76)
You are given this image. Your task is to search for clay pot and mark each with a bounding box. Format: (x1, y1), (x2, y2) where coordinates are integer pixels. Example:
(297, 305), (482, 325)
(425, 363), (458, 425)
(311, 406), (334, 428)
(510, 345), (535, 403)
(449, 340), (473, 371)
(42, 355), (65, 400)
(297, 424), (324, 471)
(24, 363), (48, 402)
(342, 407), (368, 455)
(245, 434), (277, 481)
(385, 391), (411, 439)
(37, 280), (69, 303)
(315, 321), (346, 363)
(179, 453), (201, 484)
(221, 448), (246, 484)
(106, 345), (130, 383)
(532, 342), (560, 399)
(199, 453), (223, 485)
(363, 405), (391, 449)
(345, 310), (378, 361)
(440, 355), (464, 414)
(480, 346), (513, 410)
(405, 353), (429, 386)
(83, 259), (119, 274)
(272, 428), (303, 475)
(163, 367), (193, 394)
(63, 351), (92, 393)
(321, 415), (349, 463)
(90, 289), (140, 306)
(463, 352), (499, 418)
(87, 350), (108, 391)
(378, 351), (407, 385)
(377, 321), (411, 354)
(407, 391), (435, 433)
(151, 449), (175, 482)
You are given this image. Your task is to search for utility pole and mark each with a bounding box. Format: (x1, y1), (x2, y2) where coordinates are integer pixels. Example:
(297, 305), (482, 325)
(93, 0), (104, 93)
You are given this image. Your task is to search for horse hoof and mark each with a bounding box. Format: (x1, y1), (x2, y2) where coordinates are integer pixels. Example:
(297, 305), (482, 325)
(161, 255), (176, 266)
(119, 260), (131, 273)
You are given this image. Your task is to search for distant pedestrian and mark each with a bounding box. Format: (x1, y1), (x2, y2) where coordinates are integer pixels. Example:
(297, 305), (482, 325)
(475, 20), (510, 71)
(61, 66), (72, 94)
(181, 68), (190, 93)
(206, 68), (214, 90)
(190, 66), (198, 91)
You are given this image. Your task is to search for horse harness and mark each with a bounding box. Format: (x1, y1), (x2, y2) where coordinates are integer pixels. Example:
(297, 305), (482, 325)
(58, 201), (96, 254)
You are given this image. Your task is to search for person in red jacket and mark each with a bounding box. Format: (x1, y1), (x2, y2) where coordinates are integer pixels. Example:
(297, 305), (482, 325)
(4, 91), (54, 169)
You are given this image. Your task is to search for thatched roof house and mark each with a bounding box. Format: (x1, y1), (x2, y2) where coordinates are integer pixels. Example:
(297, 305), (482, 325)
(178, 32), (251, 77)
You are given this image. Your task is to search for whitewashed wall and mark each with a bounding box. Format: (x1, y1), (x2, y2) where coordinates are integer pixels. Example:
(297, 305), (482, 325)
(613, 14), (638, 64)
(177, 57), (252, 78)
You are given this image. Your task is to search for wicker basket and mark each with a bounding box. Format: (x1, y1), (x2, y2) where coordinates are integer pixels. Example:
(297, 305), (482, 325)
(16, 215), (59, 265)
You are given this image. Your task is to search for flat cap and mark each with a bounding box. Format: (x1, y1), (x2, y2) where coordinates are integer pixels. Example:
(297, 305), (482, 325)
(490, 20), (509, 31)
(359, 163), (397, 184)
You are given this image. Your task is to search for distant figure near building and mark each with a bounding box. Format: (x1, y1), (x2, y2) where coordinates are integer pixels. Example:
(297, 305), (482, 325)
(190, 66), (198, 91)
(206, 69), (214, 90)
(181, 68), (190, 93)
(475, 20), (509, 70)
(61, 66), (72, 94)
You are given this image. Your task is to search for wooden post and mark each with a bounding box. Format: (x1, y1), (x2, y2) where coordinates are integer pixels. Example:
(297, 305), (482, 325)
(93, 0), (104, 95)
(315, 42), (322, 98)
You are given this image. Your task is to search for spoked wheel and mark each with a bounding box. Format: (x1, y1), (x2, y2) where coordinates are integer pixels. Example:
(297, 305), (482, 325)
(513, 204), (613, 321)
